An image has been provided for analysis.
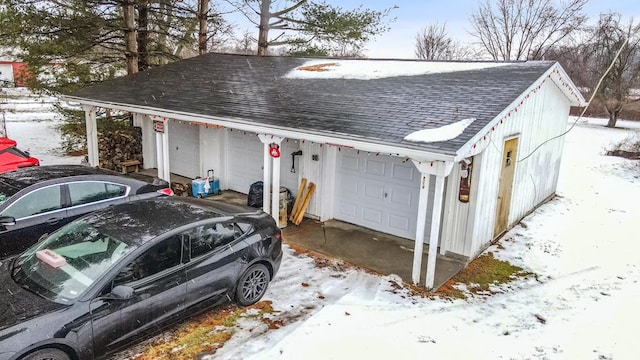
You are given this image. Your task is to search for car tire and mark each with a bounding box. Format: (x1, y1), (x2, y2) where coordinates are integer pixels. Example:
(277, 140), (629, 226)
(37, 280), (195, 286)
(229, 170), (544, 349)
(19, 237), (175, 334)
(235, 263), (270, 306)
(21, 348), (70, 360)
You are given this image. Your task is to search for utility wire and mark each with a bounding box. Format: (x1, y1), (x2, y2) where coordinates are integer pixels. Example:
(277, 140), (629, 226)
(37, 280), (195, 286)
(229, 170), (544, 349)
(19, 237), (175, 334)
(518, 35), (631, 163)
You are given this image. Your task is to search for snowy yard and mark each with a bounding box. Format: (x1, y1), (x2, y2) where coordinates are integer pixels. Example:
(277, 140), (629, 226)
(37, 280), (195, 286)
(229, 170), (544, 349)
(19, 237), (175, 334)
(4, 115), (639, 359)
(216, 117), (640, 360)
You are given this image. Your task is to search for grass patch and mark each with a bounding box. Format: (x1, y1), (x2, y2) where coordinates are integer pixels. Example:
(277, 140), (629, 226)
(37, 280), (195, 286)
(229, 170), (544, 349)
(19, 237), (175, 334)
(440, 252), (533, 299)
(134, 301), (276, 360)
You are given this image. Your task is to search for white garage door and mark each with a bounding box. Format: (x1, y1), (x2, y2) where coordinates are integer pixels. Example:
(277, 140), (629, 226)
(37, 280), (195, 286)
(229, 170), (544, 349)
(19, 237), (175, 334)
(227, 131), (263, 193)
(169, 121), (200, 179)
(335, 150), (433, 240)
(227, 131), (300, 195)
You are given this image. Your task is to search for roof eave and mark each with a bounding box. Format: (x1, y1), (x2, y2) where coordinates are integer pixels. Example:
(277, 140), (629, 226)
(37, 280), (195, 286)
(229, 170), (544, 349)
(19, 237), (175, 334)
(453, 62), (587, 162)
(61, 95), (457, 163)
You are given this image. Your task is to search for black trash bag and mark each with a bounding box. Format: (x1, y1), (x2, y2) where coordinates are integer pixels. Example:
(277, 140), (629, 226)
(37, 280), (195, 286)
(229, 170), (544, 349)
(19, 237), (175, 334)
(247, 181), (263, 207)
(283, 188), (294, 215)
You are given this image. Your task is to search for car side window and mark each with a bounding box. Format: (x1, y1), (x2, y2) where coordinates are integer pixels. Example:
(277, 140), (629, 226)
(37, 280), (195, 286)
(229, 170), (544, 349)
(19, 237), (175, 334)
(2, 185), (63, 219)
(114, 235), (182, 284)
(68, 182), (127, 206)
(190, 223), (238, 259)
(236, 222), (252, 235)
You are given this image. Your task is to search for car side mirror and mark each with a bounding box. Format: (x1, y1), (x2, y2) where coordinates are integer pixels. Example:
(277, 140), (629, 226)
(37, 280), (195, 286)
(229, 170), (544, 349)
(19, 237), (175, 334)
(110, 285), (134, 300)
(0, 216), (16, 226)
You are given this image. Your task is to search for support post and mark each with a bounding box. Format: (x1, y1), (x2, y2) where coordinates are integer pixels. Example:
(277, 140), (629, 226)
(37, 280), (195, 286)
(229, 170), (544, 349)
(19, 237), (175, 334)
(425, 175), (446, 289)
(271, 149), (281, 223)
(258, 134), (285, 222)
(156, 131), (164, 179)
(410, 160), (454, 289)
(411, 172), (431, 284)
(83, 106), (99, 167)
(161, 121), (170, 181)
(262, 141), (272, 214)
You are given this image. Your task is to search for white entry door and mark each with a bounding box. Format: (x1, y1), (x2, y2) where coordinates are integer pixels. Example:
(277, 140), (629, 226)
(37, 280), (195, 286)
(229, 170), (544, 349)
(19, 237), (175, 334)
(168, 121), (200, 178)
(334, 150), (427, 240)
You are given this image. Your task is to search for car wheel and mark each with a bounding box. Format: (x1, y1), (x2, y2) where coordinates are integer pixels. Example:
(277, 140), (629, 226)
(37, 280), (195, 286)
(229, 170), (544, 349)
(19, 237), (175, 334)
(21, 348), (70, 360)
(236, 263), (270, 306)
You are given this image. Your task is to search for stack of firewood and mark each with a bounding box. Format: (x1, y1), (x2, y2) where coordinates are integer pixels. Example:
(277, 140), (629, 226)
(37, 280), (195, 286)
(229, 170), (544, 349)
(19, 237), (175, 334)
(98, 128), (143, 171)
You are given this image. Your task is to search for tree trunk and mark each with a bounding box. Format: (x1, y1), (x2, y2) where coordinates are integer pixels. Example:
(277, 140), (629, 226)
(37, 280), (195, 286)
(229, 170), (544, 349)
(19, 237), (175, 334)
(137, 0), (149, 71)
(123, 0), (138, 74)
(198, 0), (209, 55)
(605, 101), (623, 128)
(257, 0), (271, 56)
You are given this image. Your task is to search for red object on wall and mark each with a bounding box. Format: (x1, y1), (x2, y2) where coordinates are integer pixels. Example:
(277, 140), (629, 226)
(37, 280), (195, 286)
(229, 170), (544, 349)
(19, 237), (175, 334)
(269, 144), (281, 158)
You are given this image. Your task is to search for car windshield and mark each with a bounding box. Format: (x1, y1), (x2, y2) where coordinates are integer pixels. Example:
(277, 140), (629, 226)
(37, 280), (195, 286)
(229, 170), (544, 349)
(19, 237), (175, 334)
(12, 220), (132, 304)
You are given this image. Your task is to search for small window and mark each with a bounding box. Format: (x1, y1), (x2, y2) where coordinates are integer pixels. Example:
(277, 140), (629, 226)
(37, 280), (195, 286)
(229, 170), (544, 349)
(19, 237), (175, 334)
(68, 182), (126, 207)
(3, 185), (63, 219)
(190, 223), (237, 259)
(236, 222), (252, 234)
(115, 235), (182, 283)
(106, 183), (127, 197)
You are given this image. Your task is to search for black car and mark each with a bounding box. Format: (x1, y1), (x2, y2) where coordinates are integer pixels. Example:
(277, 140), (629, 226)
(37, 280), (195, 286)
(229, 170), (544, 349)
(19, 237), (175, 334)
(0, 165), (173, 258)
(0, 197), (282, 360)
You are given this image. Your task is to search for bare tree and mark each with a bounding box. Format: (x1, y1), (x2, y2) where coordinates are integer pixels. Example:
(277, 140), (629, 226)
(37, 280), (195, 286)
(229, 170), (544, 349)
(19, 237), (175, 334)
(414, 23), (479, 60)
(470, 0), (587, 60)
(415, 23), (453, 60)
(590, 13), (640, 128)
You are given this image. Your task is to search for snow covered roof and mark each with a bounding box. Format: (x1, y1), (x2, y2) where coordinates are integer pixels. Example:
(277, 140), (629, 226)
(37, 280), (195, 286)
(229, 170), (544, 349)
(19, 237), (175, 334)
(65, 53), (582, 157)
(284, 59), (510, 80)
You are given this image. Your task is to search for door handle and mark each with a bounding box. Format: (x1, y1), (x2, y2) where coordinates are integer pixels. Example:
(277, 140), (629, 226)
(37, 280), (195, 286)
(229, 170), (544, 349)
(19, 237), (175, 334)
(46, 218), (61, 225)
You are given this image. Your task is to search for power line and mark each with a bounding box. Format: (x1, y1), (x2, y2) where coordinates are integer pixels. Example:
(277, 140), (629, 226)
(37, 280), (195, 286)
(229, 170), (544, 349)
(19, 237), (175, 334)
(517, 35), (631, 163)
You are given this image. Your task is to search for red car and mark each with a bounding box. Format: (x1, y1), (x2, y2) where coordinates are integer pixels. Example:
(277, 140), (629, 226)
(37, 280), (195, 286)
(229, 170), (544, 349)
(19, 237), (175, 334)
(0, 137), (39, 173)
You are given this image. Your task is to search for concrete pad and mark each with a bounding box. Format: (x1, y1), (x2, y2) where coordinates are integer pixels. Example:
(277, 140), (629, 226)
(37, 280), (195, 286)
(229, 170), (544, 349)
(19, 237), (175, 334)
(284, 219), (468, 290)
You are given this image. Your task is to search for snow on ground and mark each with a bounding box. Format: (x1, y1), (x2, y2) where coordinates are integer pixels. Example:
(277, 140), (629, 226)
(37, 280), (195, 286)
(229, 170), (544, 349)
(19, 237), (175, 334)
(284, 59), (509, 80)
(6, 105), (639, 359)
(5, 119), (82, 166)
(212, 117), (640, 360)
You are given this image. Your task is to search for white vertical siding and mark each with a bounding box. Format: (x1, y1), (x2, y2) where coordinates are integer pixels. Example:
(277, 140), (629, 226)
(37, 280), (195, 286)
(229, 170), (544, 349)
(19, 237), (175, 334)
(443, 78), (572, 258)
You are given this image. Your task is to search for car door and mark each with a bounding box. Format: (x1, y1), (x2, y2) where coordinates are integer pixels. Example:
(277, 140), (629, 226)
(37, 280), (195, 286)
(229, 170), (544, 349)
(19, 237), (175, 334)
(89, 234), (187, 355)
(65, 181), (129, 222)
(184, 222), (249, 312)
(0, 184), (67, 258)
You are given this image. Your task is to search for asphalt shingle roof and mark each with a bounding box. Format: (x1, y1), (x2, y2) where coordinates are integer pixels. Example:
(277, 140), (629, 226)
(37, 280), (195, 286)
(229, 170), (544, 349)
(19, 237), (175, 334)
(68, 53), (557, 155)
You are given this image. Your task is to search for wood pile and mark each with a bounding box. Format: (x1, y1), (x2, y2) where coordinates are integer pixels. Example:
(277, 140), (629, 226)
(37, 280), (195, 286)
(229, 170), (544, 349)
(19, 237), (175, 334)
(171, 182), (191, 197)
(98, 127), (143, 171)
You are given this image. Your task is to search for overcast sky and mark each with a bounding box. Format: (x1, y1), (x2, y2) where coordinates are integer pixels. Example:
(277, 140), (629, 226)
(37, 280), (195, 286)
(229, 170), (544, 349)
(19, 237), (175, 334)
(231, 0), (640, 59)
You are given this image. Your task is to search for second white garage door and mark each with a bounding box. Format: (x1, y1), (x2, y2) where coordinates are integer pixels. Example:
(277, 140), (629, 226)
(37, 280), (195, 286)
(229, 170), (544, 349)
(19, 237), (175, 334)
(169, 121), (200, 179)
(335, 150), (434, 240)
(226, 131), (299, 194)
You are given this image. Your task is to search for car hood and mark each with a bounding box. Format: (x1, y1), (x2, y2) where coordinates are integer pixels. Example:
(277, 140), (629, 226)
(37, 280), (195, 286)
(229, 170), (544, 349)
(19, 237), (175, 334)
(0, 259), (64, 330)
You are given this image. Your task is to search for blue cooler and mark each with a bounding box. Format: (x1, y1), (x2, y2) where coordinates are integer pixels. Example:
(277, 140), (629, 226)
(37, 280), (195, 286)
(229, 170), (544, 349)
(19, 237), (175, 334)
(192, 169), (220, 198)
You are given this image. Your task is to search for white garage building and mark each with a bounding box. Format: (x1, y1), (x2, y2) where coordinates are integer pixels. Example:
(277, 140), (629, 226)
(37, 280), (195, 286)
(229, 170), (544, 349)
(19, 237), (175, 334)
(63, 54), (584, 289)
